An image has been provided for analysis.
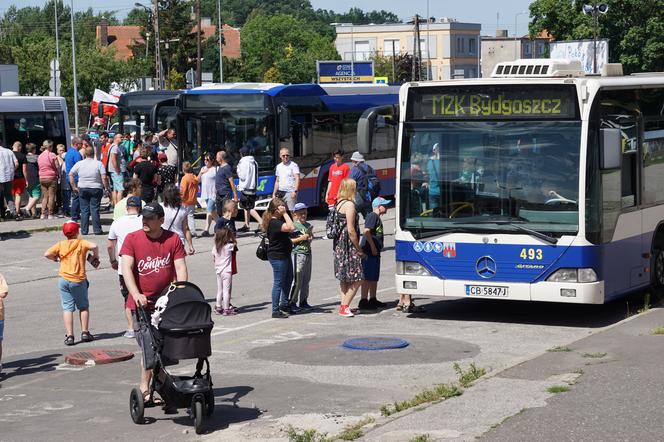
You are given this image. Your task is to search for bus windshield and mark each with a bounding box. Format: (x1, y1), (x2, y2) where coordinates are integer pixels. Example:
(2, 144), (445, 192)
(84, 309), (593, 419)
(182, 110), (273, 171)
(400, 120), (581, 238)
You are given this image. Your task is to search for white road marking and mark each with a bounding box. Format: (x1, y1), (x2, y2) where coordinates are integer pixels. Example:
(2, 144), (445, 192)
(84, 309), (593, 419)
(377, 286), (396, 293)
(210, 318), (276, 336)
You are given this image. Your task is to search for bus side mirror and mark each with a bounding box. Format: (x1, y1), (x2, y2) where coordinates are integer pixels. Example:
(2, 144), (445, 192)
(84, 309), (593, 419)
(278, 105), (291, 140)
(600, 128), (621, 169)
(358, 105), (398, 155)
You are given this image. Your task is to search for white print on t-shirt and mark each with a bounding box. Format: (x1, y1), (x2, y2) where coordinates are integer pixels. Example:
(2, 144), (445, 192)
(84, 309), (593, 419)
(137, 253), (172, 275)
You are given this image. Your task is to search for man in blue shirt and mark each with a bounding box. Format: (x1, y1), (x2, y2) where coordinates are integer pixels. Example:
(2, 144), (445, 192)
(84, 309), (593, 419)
(65, 136), (84, 221)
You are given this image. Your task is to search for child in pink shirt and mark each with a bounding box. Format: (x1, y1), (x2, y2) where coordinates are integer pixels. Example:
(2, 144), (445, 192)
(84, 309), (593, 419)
(212, 226), (236, 316)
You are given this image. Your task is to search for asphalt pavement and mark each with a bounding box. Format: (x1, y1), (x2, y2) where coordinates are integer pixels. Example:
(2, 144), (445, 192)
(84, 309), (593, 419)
(0, 210), (659, 441)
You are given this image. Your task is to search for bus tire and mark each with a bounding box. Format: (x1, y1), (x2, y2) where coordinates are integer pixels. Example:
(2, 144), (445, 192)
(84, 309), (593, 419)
(651, 248), (664, 297)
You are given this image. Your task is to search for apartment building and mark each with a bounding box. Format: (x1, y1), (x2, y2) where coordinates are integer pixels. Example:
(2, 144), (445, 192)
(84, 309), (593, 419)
(481, 30), (551, 77)
(333, 18), (482, 81)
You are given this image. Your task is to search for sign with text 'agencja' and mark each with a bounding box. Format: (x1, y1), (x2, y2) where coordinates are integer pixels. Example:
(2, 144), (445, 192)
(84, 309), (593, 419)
(317, 60), (374, 84)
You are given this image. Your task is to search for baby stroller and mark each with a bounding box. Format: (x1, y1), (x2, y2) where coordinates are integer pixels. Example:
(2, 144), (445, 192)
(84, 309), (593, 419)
(129, 281), (215, 434)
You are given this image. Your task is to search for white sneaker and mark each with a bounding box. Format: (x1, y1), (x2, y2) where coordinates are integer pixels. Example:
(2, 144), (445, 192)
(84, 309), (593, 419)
(123, 329), (135, 339)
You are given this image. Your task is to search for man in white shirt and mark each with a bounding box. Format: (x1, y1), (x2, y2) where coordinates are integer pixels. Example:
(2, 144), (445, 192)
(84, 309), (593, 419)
(158, 128), (178, 167)
(107, 196), (143, 338)
(272, 147), (300, 210)
(236, 146), (262, 232)
(0, 145), (18, 219)
(108, 133), (126, 206)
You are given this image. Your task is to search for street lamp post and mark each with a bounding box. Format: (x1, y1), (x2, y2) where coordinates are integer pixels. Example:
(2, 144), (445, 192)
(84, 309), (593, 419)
(514, 11), (527, 60)
(70, 0), (79, 134)
(217, 0), (223, 82)
(134, 3), (152, 58)
(583, 4), (609, 74)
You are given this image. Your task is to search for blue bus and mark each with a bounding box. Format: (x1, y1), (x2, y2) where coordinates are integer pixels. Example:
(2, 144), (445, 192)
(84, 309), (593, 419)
(170, 83), (400, 209)
(385, 59), (664, 304)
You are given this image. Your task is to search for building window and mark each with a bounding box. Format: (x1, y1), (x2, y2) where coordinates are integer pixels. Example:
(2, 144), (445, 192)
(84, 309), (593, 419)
(456, 37), (465, 54)
(384, 38), (399, 56)
(469, 38), (476, 55)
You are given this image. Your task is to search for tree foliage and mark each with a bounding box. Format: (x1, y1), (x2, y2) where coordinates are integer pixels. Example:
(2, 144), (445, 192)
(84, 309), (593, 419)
(529, 0), (664, 73)
(371, 52), (415, 83)
(241, 13), (338, 83)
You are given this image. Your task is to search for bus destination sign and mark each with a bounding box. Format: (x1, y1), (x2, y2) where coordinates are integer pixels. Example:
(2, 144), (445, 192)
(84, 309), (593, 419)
(409, 85), (578, 120)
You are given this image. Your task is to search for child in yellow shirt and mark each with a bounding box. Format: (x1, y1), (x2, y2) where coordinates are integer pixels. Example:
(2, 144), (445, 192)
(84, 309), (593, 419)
(45, 221), (99, 346)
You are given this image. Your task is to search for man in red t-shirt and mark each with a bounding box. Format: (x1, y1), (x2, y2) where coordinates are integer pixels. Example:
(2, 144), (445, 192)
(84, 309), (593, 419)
(120, 201), (188, 402)
(325, 149), (350, 208)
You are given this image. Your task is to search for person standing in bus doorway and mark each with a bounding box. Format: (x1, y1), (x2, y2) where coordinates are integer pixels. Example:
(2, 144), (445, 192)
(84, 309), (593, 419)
(158, 128), (178, 168)
(0, 144), (17, 221)
(236, 146), (262, 233)
(11, 141), (27, 221)
(214, 150), (238, 226)
(423, 143), (442, 211)
(108, 134), (127, 208)
(272, 147), (300, 211)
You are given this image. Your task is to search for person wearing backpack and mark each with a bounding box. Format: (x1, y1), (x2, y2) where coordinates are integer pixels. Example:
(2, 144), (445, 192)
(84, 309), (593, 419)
(350, 151), (380, 218)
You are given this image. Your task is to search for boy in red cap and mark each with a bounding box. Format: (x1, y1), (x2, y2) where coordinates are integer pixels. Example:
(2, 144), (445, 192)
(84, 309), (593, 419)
(44, 221), (100, 346)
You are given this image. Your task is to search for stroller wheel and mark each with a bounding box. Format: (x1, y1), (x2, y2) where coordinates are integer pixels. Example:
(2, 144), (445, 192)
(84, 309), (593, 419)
(205, 390), (215, 417)
(130, 388), (145, 424)
(192, 396), (204, 434)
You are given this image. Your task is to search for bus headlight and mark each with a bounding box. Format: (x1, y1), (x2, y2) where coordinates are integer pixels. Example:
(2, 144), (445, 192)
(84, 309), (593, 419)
(397, 261), (431, 276)
(547, 268), (597, 283)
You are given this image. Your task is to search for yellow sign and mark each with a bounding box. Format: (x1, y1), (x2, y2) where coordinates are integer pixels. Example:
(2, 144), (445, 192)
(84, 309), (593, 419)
(373, 77), (389, 84)
(319, 76), (374, 83)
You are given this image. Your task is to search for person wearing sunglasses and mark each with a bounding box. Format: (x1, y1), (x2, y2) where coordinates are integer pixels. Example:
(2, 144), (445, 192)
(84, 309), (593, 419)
(272, 148), (300, 211)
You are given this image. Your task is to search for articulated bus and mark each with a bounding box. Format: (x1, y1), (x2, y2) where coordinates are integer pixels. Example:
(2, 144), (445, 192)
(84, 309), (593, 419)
(0, 95), (70, 149)
(147, 83), (399, 210)
(386, 59), (664, 304)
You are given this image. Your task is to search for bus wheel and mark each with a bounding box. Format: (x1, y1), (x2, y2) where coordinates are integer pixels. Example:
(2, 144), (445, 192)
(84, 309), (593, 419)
(651, 248), (664, 296)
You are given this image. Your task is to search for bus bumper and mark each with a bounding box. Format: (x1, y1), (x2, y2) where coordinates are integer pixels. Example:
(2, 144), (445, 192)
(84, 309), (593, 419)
(395, 275), (605, 304)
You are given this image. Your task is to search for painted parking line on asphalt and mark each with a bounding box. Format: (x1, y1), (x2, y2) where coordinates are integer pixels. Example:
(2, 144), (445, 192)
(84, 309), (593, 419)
(210, 318), (276, 336)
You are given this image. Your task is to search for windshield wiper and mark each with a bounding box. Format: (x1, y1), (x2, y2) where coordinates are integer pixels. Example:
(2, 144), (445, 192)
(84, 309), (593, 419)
(453, 220), (558, 244)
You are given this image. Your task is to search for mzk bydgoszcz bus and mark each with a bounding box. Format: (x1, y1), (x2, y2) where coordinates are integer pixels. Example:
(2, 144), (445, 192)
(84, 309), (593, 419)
(384, 59), (664, 304)
(143, 83), (399, 209)
(0, 95), (70, 149)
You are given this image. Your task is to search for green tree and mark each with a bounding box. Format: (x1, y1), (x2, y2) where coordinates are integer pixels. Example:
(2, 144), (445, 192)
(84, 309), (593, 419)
(371, 52), (414, 83)
(240, 13), (338, 83)
(529, 0), (664, 73)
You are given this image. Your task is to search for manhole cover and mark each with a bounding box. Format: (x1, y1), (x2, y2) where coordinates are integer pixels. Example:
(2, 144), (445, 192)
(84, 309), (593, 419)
(342, 337), (409, 351)
(65, 349), (134, 366)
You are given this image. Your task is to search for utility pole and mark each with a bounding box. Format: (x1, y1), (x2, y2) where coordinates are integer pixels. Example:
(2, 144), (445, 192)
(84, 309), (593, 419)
(413, 14), (422, 81)
(217, 0), (223, 82)
(153, 0), (161, 89)
(54, 0), (60, 96)
(391, 40), (396, 83)
(70, 0), (79, 134)
(196, 0), (201, 86)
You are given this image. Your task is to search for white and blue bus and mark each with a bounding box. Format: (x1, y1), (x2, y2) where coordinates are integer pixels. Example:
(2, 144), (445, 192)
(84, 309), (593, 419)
(0, 95), (70, 149)
(170, 83), (399, 210)
(389, 59), (664, 304)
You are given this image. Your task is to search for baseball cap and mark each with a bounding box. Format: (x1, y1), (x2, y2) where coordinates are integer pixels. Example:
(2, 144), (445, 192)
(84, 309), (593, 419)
(62, 221), (80, 238)
(141, 202), (165, 219)
(239, 146), (250, 156)
(293, 202), (307, 212)
(127, 196), (142, 208)
(350, 151), (364, 162)
(372, 197), (392, 208)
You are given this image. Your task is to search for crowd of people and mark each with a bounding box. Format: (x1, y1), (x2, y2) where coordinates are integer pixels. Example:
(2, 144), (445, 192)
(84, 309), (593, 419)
(0, 142), (407, 381)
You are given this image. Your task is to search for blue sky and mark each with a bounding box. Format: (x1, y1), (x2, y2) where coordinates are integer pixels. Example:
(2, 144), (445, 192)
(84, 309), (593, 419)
(5, 0), (535, 36)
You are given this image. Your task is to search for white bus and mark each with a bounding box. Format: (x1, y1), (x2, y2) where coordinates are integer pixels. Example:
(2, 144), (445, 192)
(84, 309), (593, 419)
(388, 59), (664, 304)
(0, 95), (70, 149)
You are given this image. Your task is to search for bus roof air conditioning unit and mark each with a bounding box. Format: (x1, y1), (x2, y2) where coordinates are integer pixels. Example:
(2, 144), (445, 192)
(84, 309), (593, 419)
(491, 59), (585, 78)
